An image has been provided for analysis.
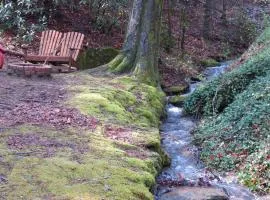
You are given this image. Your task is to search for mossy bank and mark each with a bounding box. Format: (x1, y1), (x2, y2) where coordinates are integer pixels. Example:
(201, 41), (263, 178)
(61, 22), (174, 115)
(184, 27), (270, 194)
(0, 72), (169, 199)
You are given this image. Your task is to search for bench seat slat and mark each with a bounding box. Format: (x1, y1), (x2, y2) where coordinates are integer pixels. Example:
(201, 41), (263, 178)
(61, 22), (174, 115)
(26, 55), (75, 63)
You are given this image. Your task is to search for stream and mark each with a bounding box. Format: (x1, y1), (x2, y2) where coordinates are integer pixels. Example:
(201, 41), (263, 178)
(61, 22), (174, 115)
(155, 63), (257, 200)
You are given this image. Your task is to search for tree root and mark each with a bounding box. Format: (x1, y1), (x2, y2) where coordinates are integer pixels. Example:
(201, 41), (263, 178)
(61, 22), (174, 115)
(108, 54), (133, 73)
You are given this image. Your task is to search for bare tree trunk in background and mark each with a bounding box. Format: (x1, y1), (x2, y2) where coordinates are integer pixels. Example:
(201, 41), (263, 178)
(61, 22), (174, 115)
(179, 0), (188, 55)
(203, 0), (213, 40)
(221, 0), (227, 26)
(167, 0), (173, 53)
(107, 0), (163, 85)
(221, 0), (228, 40)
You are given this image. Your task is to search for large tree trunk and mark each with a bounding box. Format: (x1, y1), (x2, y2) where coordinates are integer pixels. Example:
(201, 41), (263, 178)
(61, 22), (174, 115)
(108, 0), (163, 85)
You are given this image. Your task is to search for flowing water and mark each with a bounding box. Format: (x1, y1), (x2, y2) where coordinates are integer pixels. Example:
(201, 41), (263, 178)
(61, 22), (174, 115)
(155, 63), (257, 200)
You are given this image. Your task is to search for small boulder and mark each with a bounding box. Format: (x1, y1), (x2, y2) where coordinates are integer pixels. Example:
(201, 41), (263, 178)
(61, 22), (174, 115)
(200, 58), (219, 67)
(168, 95), (186, 106)
(77, 47), (119, 70)
(164, 85), (189, 95)
(160, 187), (229, 200)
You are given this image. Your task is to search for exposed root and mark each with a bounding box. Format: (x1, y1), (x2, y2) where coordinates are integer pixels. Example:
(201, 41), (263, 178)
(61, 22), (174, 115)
(108, 54), (125, 71)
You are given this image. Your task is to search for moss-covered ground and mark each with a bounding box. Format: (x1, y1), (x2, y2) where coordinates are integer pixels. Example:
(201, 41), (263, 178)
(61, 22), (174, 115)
(0, 72), (168, 199)
(68, 74), (165, 128)
(184, 28), (270, 194)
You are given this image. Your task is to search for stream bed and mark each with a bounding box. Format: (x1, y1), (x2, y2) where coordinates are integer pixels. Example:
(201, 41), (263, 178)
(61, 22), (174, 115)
(155, 63), (257, 200)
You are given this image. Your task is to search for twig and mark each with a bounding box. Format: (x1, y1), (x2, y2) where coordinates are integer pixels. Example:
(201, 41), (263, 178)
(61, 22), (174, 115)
(19, 99), (51, 103)
(0, 150), (45, 157)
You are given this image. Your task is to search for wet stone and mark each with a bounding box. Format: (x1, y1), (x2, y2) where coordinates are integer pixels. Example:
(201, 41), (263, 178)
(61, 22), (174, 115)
(159, 187), (229, 200)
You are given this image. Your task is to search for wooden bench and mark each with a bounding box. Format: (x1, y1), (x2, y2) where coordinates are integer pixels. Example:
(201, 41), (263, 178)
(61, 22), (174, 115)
(23, 30), (85, 70)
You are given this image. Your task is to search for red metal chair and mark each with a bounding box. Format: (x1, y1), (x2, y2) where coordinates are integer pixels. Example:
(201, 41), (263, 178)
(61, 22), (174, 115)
(0, 44), (5, 69)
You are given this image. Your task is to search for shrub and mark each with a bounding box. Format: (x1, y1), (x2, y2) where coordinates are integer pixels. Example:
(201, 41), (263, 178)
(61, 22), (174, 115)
(0, 1), (48, 42)
(184, 46), (270, 116)
(192, 73), (270, 193)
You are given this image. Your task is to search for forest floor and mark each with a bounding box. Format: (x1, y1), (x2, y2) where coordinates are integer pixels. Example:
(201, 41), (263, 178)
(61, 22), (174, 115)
(0, 60), (170, 199)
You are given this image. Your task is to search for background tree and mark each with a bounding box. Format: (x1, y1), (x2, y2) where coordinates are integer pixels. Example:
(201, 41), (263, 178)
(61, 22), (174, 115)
(203, 0), (213, 40)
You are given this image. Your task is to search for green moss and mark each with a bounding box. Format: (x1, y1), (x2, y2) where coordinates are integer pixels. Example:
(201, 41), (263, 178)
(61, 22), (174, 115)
(135, 108), (156, 125)
(77, 47), (119, 70)
(200, 58), (219, 67)
(1, 125), (167, 200)
(163, 85), (189, 95)
(69, 75), (165, 127)
(168, 95), (186, 106)
(70, 88), (133, 123)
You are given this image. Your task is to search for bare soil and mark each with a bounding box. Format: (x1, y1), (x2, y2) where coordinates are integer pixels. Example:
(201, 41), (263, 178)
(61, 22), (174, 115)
(0, 62), (98, 131)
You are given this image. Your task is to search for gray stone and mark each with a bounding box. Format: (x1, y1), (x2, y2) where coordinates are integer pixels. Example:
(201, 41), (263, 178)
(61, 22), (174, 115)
(164, 85), (189, 95)
(160, 187), (229, 200)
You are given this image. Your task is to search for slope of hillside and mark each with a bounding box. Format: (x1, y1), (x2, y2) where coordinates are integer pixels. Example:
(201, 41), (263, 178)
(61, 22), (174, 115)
(184, 27), (270, 194)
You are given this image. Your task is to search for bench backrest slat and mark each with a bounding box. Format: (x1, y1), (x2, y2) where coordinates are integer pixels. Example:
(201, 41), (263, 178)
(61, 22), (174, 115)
(74, 33), (85, 60)
(60, 32), (71, 57)
(39, 30), (63, 56)
(43, 30), (52, 55)
(60, 32), (85, 60)
(46, 30), (55, 55)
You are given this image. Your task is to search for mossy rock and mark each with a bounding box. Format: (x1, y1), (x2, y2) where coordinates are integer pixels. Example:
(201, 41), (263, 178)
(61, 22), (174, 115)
(163, 85), (189, 95)
(200, 58), (219, 67)
(77, 47), (119, 70)
(168, 95), (186, 106)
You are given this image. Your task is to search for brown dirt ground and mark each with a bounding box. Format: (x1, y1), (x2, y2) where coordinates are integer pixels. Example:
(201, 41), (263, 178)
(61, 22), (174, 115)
(0, 57), (98, 131)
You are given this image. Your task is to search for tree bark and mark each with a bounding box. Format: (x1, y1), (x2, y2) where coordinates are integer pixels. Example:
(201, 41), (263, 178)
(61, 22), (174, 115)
(203, 0), (213, 40)
(108, 0), (163, 85)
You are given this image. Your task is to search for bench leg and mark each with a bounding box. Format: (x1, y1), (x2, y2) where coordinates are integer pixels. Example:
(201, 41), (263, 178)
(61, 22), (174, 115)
(69, 57), (72, 72)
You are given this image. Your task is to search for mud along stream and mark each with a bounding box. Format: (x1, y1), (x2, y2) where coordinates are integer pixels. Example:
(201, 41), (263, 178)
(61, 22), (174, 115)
(155, 63), (257, 200)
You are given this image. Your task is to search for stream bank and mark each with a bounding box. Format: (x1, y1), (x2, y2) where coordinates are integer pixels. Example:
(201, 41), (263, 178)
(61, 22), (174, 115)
(155, 63), (256, 200)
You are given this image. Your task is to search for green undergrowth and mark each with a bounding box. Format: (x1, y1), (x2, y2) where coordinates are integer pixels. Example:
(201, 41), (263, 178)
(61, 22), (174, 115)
(0, 125), (168, 200)
(68, 74), (165, 128)
(256, 26), (270, 45)
(185, 27), (270, 194)
(193, 74), (270, 194)
(184, 44), (270, 116)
